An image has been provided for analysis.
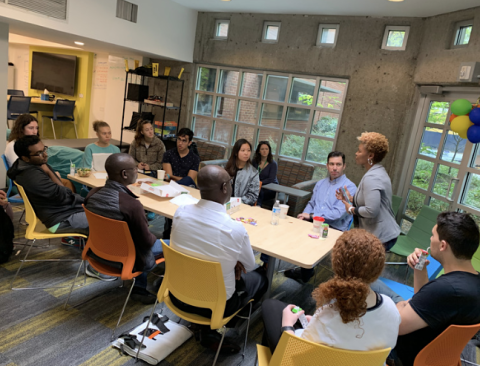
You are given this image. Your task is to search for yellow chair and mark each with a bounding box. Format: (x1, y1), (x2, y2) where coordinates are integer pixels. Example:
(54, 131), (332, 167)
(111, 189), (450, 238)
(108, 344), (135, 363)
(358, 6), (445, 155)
(10, 183), (87, 290)
(137, 240), (253, 366)
(256, 331), (391, 366)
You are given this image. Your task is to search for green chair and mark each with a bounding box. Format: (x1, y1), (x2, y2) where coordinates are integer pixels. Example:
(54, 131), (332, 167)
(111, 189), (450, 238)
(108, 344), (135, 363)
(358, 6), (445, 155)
(392, 195), (402, 217)
(389, 205), (440, 257)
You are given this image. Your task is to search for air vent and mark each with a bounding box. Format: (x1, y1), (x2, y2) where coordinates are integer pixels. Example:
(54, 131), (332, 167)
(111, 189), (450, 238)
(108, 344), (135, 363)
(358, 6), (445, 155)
(7, 0), (67, 20)
(116, 0), (137, 23)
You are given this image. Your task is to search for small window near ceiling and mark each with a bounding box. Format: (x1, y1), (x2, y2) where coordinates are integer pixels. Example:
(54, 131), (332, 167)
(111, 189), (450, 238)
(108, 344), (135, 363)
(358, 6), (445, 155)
(214, 20), (230, 40)
(262, 21), (281, 43)
(451, 20), (473, 49)
(381, 25), (410, 51)
(316, 24), (339, 47)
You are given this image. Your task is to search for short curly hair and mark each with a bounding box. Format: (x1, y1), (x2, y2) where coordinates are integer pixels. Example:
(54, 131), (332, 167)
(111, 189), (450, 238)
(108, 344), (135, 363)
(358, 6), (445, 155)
(311, 229), (385, 324)
(357, 132), (389, 164)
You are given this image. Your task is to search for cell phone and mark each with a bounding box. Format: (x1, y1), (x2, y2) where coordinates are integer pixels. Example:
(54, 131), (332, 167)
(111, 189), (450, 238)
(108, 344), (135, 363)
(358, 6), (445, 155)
(342, 187), (351, 205)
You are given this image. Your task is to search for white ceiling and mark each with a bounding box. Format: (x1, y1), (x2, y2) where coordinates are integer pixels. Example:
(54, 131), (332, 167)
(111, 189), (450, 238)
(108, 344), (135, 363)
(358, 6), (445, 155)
(171, 0), (479, 18)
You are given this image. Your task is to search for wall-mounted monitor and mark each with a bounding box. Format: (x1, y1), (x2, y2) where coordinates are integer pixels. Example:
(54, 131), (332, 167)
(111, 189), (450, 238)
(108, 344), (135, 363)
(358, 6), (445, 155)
(31, 52), (77, 96)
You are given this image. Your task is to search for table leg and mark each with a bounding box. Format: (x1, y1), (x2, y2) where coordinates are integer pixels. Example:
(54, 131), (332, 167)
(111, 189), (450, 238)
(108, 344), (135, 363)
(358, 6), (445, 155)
(284, 194), (289, 204)
(274, 192), (279, 202)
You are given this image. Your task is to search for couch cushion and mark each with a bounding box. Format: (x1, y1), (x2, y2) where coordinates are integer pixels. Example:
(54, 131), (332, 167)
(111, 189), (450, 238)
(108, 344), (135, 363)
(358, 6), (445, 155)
(195, 140), (226, 162)
(277, 159), (314, 187)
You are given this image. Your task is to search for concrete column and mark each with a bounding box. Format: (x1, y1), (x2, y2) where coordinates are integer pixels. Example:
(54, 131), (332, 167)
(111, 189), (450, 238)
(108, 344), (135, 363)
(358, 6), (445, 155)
(0, 22), (8, 188)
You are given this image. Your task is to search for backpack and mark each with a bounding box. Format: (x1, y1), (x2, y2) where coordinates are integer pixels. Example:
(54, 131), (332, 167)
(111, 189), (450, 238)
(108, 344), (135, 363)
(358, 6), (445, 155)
(0, 206), (14, 263)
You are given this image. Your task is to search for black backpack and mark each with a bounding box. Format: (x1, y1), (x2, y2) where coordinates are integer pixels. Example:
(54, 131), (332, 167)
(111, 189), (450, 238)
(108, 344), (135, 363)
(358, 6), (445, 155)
(0, 207), (14, 264)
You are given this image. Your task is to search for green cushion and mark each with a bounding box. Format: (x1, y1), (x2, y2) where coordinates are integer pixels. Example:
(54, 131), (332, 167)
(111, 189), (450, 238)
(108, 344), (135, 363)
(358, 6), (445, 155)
(390, 235), (420, 257)
(392, 195), (402, 216)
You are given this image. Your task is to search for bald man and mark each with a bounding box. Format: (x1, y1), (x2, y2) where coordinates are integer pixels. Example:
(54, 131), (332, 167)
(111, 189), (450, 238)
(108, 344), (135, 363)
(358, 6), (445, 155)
(85, 153), (165, 304)
(170, 165), (268, 351)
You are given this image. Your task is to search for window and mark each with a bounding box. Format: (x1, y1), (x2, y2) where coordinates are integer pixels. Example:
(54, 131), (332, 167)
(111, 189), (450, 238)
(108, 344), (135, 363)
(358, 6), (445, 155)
(192, 65), (348, 179)
(452, 20), (473, 48)
(262, 22), (281, 43)
(316, 24), (339, 47)
(214, 20), (230, 40)
(381, 25), (410, 51)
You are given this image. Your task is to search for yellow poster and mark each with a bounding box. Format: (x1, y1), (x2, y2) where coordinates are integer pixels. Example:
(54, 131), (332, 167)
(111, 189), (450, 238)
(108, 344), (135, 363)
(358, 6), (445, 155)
(152, 63), (159, 77)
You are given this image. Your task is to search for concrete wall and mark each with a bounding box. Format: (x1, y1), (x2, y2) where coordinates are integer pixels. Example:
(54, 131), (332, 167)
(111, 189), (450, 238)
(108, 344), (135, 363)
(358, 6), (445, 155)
(193, 12), (425, 186)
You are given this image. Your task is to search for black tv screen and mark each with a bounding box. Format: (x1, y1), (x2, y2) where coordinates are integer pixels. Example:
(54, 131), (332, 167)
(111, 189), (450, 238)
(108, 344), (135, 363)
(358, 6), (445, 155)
(31, 52), (77, 96)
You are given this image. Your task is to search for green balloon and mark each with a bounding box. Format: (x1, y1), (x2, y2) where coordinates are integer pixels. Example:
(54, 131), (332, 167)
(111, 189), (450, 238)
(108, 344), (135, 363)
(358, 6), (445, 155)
(451, 99), (472, 116)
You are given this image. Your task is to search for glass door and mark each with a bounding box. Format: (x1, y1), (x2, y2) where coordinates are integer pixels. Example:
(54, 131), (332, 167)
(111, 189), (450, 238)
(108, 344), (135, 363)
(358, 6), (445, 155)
(400, 91), (480, 231)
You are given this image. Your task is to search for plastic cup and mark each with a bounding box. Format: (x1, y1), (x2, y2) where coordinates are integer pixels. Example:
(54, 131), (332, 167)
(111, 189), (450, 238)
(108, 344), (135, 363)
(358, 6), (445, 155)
(279, 204), (289, 219)
(313, 216), (325, 233)
(157, 170), (165, 180)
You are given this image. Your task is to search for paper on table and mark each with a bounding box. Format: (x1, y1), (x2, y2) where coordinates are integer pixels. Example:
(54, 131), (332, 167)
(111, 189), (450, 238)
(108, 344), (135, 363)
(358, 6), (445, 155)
(170, 194), (199, 206)
(93, 172), (108, 179)
(140, 180), (189, 198)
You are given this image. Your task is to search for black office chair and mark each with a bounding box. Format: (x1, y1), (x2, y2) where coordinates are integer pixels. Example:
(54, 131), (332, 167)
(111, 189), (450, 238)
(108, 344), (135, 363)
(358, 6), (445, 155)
(7, 89), (24, 96)
(43, 99), (76, 139)
(7, 96), (31, 129)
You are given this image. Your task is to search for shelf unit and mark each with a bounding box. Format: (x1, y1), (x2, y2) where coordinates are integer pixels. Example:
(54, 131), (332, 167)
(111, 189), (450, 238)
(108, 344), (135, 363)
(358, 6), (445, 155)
(119, 70), (185, 149)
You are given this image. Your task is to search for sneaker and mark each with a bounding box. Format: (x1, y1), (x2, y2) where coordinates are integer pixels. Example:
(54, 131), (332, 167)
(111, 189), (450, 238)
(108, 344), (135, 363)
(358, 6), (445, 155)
(131, 287), (157, 304)
(284, 267), (313, 283)
(61, 237), (82, 248)
(86, 265), (117, 282)
(146, 212), (156, 221)
(199, 329), (240, 354)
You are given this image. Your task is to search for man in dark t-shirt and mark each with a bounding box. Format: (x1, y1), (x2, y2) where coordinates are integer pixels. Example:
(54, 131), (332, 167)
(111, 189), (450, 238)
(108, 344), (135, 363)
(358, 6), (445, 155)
(395, 212), (480, 366)
(162, 128), (200, 188)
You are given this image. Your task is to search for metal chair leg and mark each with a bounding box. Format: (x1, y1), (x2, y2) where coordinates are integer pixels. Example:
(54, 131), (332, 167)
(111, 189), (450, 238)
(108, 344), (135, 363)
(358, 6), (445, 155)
(64, 259), (85, 310)
(51, 118), (56, 139)
(73, 122), (78, 138)
(212, 325), (226, 366)
(242, 302), (253, 357)
(135, 298), (159, 362)
(111, 278), (136, 341)
(11, 239), (33, 289)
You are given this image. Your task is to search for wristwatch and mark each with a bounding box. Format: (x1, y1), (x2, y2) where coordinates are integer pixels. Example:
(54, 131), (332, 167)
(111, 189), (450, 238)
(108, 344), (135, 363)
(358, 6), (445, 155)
(281, 326), (295, 333)
(348, 206), (355, 215)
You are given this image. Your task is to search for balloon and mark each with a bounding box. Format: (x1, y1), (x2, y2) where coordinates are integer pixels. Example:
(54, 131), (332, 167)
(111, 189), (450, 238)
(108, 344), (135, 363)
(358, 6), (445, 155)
(459, 130), (468, 139)
(469, 108), (480, 125)
(467, 125), (480, 143)
(451, 99), (473, 116)
(449, 114), (457, 122)
(450, 115), (473, 134)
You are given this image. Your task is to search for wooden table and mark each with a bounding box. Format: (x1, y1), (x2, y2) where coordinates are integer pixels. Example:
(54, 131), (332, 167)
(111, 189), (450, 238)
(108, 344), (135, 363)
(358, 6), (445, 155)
(68, 172), (341, 298)
(263, 183), (311, 204)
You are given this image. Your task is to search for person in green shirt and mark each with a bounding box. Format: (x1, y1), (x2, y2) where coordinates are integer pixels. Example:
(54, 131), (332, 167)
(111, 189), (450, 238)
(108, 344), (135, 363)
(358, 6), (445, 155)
(82, 121), (120, 169)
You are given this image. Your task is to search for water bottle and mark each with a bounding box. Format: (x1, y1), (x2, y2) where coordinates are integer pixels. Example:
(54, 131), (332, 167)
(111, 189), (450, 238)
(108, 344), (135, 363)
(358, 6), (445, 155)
(271, 200), (280, 225)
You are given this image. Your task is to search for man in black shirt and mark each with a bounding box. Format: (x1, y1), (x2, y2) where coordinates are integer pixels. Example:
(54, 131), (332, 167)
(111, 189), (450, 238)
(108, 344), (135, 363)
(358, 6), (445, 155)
(395, 212), (480, 366)
(162, 128), (200, 188)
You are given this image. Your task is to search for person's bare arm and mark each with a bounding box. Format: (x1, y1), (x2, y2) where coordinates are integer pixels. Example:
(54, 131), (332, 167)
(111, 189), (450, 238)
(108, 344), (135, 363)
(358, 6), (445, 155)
(187, 169), (198, 181)
(163, 162), (182, 181)
(397, 302), (428, 335)
(297, 213), (310, 220)
(41, 164), (64, 186)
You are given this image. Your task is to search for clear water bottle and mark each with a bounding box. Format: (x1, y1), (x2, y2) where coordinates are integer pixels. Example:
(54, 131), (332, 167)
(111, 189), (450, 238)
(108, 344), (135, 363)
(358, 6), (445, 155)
(271, 200), (280, 225)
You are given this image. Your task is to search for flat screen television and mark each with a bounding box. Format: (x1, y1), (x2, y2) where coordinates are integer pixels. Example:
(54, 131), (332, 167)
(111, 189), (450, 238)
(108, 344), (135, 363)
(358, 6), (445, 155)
(31, 52), (77, 96)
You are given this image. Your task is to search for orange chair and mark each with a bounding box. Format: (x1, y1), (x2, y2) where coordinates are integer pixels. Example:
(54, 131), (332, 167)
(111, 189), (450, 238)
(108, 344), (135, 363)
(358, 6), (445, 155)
(414, 323), (480, 366)
(254, 181), (263, 207)
(64, 205), (165, 340)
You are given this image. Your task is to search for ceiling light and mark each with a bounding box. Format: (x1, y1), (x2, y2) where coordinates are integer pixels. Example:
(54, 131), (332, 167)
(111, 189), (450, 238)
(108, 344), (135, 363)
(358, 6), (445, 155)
(388, 0), (404, 2)
(74, 41), (84, 46)
(221, 0), (231, 2)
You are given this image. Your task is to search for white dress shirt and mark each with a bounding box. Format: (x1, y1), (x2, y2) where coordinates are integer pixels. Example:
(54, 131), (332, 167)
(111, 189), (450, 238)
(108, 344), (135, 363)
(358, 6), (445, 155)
(171, 199), (256, 300)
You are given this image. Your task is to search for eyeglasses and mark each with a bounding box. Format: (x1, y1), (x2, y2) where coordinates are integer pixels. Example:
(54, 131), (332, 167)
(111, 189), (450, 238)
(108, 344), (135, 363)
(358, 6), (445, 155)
(29, 146), (48, 157)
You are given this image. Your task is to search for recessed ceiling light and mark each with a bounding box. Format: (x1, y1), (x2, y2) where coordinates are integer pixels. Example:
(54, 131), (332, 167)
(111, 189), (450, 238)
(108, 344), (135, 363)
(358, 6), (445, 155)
(221, 0), (231, 2)
(74, 41), (84, 46)
(388, 0), (404, 2)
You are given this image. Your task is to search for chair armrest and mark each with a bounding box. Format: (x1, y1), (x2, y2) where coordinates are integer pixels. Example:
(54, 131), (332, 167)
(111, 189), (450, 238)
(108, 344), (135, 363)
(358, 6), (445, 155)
(200, 159), (228, 168)
(256, 344), (272, 366)
(292, 179), (319, 192)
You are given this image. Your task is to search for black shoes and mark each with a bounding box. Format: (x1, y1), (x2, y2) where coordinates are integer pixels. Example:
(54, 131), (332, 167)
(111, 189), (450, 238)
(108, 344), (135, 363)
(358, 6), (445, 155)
(284, 267), (313, 283)
(131, 287), (157, 304)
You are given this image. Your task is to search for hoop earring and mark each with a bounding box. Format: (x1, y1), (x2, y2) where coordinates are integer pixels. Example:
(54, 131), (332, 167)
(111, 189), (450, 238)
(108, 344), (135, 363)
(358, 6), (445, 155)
(367, 158), (373, 166)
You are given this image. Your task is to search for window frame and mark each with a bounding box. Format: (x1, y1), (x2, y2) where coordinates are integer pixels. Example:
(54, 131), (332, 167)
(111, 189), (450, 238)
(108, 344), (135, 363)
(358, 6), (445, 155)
(262, 21), (281, 43)
(451, 19), (473, 49)
(316, 24), (340, 48)
(214, 19), (230, 40)
(191, 65), (349, 176)
(381, 25), (410, 51)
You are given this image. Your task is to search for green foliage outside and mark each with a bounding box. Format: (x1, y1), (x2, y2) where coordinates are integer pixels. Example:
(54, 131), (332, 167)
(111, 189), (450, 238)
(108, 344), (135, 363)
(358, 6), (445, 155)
(386, 31), (405, 47)
(298, 92), (342, 110)
(427, 102), (449, 124)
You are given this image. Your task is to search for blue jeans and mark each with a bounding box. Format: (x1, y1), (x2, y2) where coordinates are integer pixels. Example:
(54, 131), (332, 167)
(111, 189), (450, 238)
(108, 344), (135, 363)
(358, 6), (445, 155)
(370, 279), (404, 304)
(176, 176), (196, 188)
(136, 239), (169, 289)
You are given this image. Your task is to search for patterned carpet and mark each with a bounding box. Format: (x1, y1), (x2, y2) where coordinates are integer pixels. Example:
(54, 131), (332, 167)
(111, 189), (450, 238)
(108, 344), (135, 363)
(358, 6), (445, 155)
(0, 202), (478, 366)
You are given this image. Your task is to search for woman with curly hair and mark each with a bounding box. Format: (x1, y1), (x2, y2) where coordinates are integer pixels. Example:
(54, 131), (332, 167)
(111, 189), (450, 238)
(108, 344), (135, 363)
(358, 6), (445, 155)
(336, 132), (400, 251)
(261, 229), (400, 357)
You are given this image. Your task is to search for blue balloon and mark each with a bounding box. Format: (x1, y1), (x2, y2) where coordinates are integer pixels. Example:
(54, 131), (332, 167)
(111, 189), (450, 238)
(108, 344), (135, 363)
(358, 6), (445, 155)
(467, 125), (480, 144)
(470, 108), (480, 125)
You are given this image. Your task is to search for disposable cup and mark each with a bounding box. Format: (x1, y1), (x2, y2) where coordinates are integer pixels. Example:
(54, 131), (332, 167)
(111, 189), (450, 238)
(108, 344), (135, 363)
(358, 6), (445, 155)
(157, 170), (165, 180)
(279, 204), (289, 219)
(313, 216), (325, 233)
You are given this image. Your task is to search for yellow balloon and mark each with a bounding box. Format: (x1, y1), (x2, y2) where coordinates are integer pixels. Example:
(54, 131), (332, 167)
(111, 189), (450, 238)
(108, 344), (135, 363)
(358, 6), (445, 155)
(451, 115), (473, 133)
(458, 129), (468, 139)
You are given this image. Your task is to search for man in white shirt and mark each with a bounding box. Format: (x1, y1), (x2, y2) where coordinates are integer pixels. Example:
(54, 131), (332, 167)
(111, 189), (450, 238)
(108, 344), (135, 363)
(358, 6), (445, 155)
(170, 165), (268, 351)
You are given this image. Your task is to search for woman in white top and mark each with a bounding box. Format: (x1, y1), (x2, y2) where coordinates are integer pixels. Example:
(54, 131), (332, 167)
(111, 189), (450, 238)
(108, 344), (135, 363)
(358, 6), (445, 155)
(261, 229), (401, 362)
(5, 114), (39, 167)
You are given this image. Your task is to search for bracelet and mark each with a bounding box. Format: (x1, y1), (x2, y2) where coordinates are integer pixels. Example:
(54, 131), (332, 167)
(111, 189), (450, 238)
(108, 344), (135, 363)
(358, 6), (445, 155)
(348, 206), (355, 215)
(281, 326), (295, 333)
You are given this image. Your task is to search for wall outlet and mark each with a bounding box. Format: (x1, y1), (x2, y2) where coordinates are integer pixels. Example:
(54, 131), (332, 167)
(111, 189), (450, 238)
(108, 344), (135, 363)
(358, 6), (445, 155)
(458, 62), (480, 82)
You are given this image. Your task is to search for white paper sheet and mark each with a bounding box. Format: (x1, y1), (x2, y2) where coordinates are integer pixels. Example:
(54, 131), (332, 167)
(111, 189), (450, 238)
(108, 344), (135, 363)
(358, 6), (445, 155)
(170, 194), (199, 206)
(140, 180), (189, 198)
(93, 172), (108, 179)
(92, 153), (111, 171)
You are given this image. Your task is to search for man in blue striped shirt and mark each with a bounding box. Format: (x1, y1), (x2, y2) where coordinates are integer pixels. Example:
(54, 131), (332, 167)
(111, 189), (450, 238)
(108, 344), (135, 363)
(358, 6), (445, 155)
(285, 151), (357, 282)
